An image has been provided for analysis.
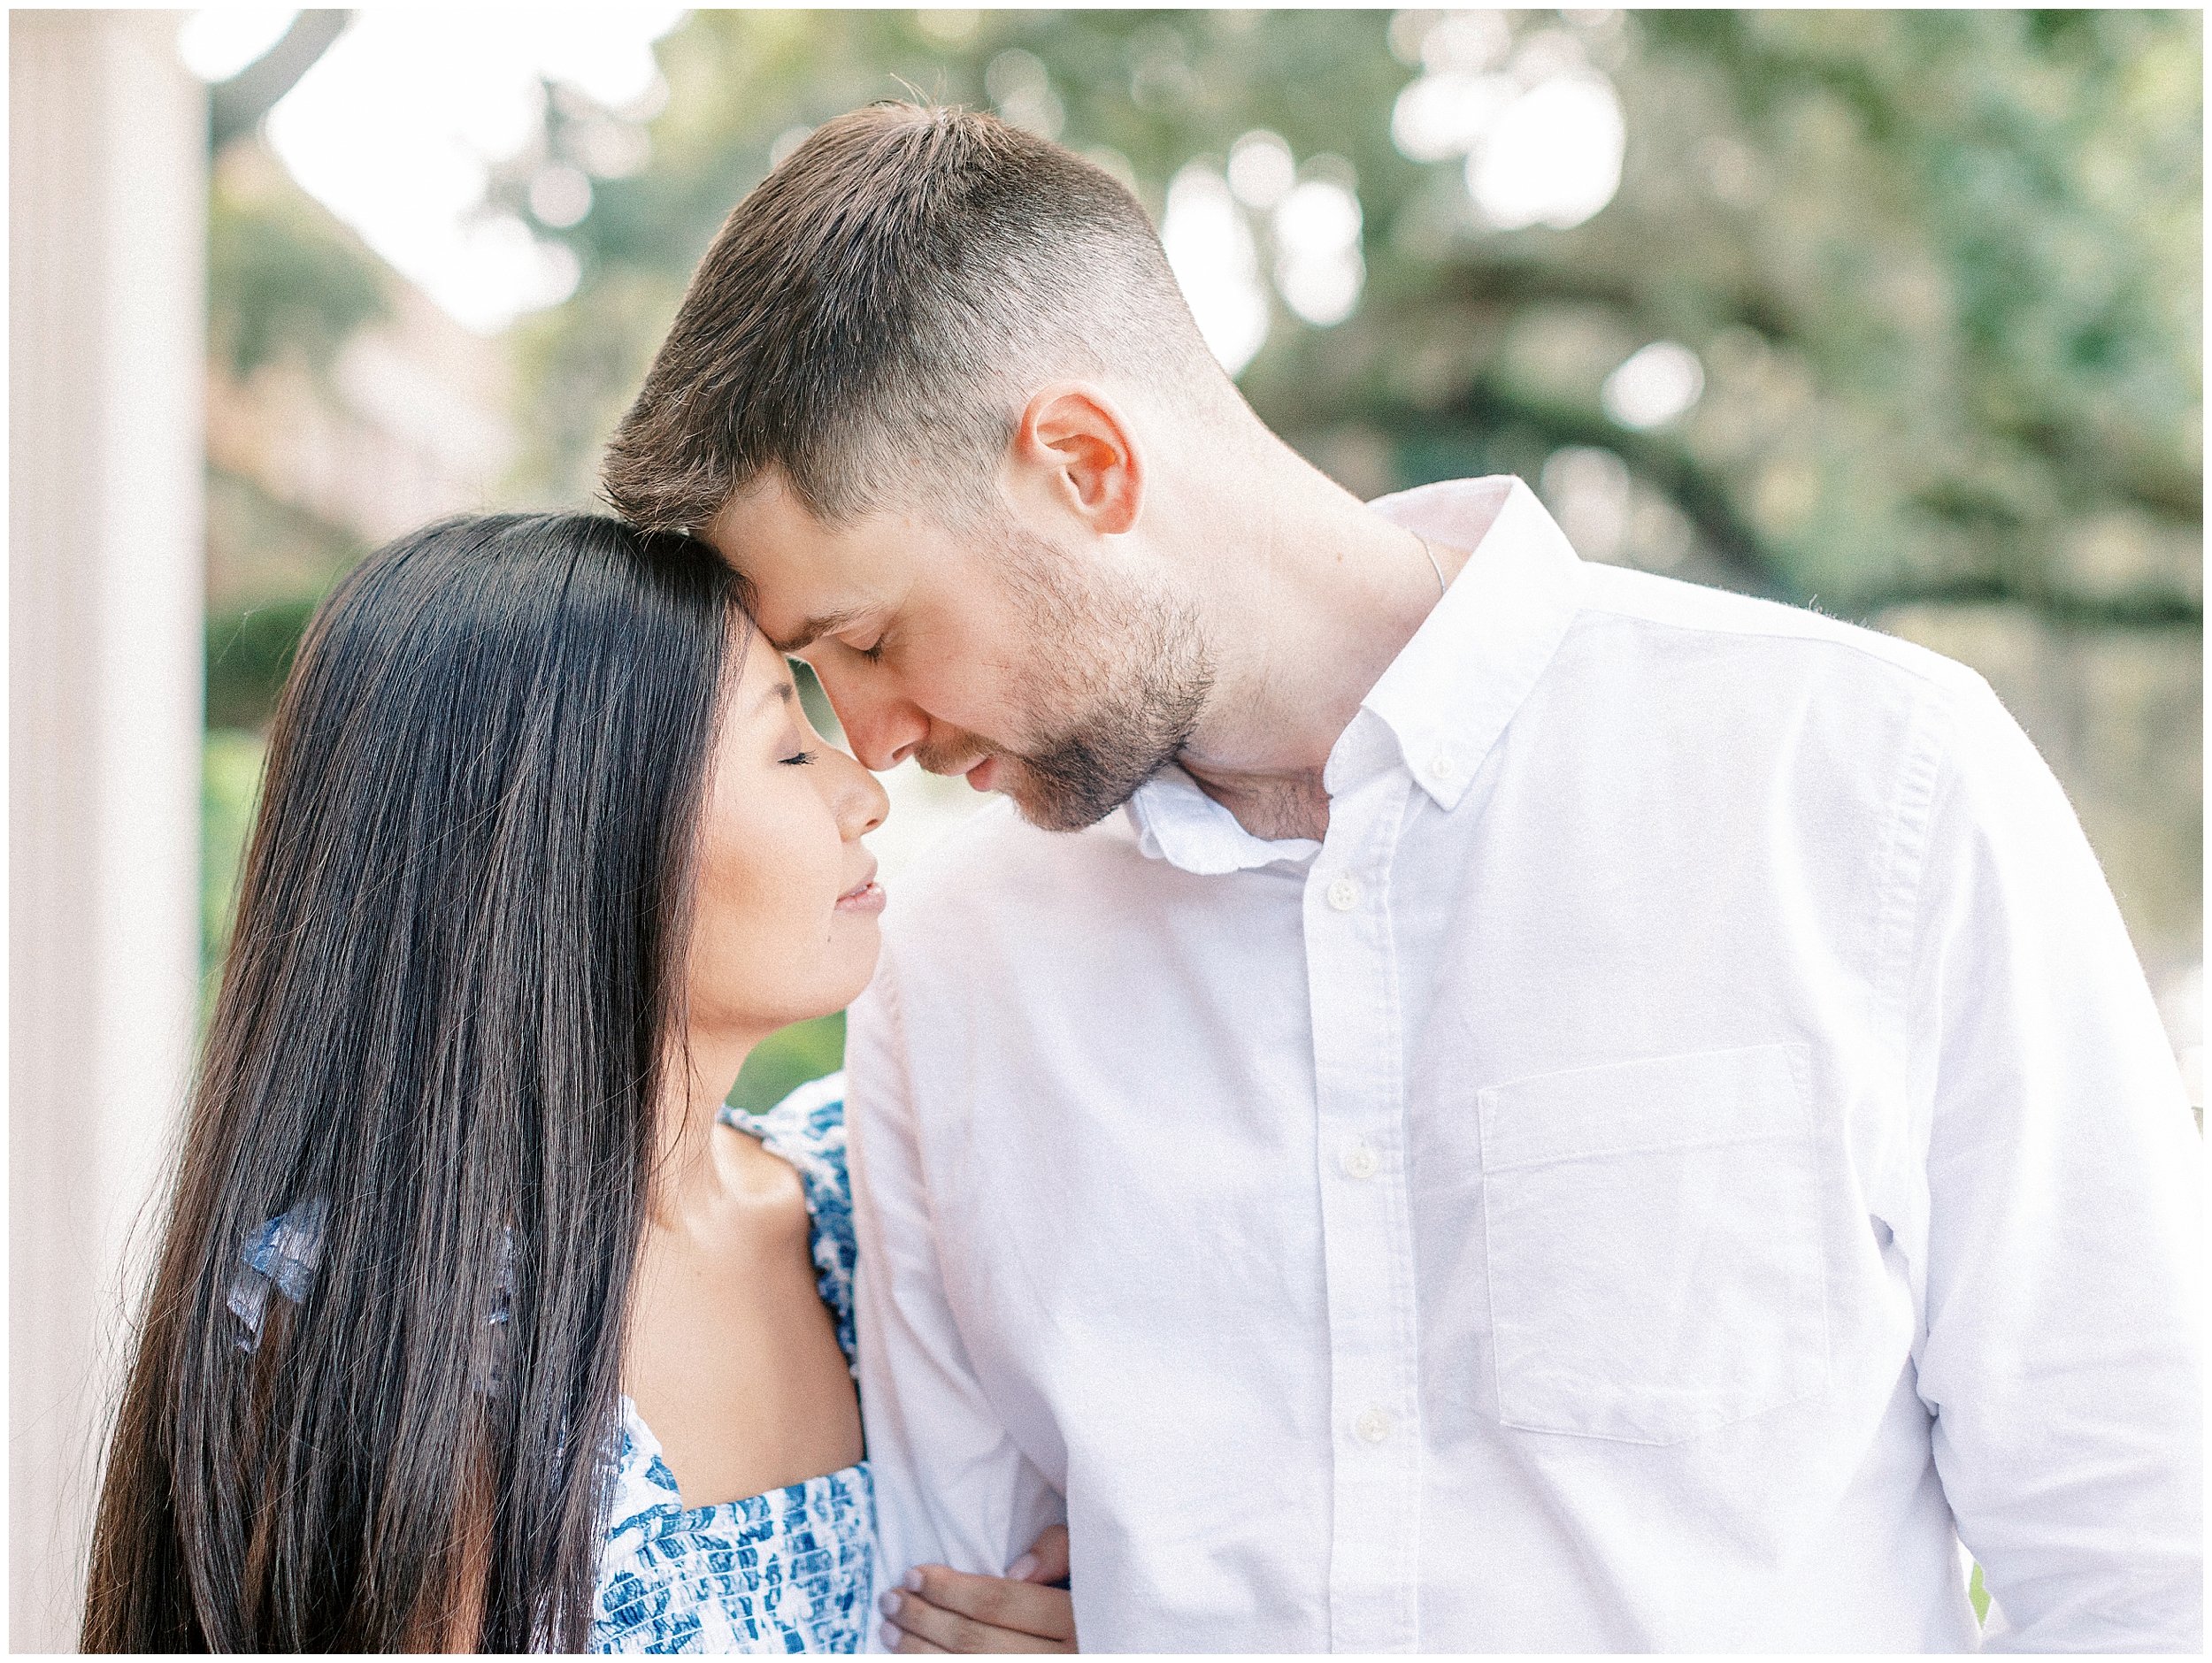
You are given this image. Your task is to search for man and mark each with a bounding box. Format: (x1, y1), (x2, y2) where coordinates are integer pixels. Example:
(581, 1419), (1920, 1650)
(603, 103), (2200, 1652)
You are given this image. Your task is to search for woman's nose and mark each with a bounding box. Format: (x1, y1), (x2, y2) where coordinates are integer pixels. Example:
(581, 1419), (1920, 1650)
(836, 751), (890, 839)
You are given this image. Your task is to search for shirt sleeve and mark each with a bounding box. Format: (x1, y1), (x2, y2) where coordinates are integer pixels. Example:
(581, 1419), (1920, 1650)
(1902, 673), (2202, 1652)
(846, 943), (1067, 1614)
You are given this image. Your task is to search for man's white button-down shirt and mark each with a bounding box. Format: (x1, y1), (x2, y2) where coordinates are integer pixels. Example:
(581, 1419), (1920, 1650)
(846, 476), (2200, 1652)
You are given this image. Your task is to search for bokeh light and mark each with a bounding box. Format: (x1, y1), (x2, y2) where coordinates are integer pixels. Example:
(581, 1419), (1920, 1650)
(1540, 445), (1633, 563)
(1603, 341), (1706, 429)
(1465, 69), (1625, 230)
(1391, 71), (1514, 163)
(1227, 130), (1298, 209)
(1273, 178), (1365, 327)
(1162, 164), (1269, 375)
(987, 48), (1065, 139)
(528, 165), (593, 231)
(1389, 13), (1626, 233)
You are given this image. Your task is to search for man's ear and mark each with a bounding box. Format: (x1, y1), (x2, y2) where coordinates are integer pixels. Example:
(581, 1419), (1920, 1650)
(1011, 384), (1143, 536)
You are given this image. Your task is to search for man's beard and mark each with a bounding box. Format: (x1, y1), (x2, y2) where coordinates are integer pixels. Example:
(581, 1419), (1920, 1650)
(917, 521), (1214, 832)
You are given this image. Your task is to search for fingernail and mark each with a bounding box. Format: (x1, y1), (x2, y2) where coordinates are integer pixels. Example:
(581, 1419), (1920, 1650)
(878, 1590), (899, 1616)
(879, 1621), (901, 1650)
(1008, 1552), (1040, 1581)
(902, 1568), (924, 1592)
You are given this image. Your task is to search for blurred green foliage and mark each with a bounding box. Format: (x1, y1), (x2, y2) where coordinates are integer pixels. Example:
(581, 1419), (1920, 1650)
(204, 147), (378, 734)
(206, 591), (322, 730)
(201, 728), (267, 994)
(209, 157), (389, 380)
(730, 1013), (849, 1115)
(204, 9), (2200, 1091)
(207, 8), (2202, 703)
(504, 8), (2198, 625)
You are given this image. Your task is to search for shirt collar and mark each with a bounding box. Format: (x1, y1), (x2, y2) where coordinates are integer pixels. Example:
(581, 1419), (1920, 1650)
(1126, 475), (1584, 869)
(1125, 763), (1321, 875)
(1352, 475), (1585, 810)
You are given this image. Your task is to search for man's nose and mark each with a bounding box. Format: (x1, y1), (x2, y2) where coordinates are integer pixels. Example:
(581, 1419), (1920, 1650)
(814, 664), (925, 772)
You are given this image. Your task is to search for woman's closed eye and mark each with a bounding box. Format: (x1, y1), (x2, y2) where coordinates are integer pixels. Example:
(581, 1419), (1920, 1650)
(777, 720), (818, 766)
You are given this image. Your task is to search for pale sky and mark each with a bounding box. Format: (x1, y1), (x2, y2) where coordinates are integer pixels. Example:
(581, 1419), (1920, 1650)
(181, 7), (685, 333)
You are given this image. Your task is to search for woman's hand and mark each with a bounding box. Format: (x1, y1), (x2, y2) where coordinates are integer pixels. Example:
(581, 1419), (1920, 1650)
(879, 1524), (1075, 1653)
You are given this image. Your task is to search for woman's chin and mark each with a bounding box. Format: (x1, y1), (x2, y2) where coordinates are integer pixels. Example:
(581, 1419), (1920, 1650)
(701, 936), (882, 1039)
(816, 935), (885, 1015)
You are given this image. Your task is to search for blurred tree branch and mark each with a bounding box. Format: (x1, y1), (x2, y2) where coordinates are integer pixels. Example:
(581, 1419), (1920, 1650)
(210, 10), (352, 150)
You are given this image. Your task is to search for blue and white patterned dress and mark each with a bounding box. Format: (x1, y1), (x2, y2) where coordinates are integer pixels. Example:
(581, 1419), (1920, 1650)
(592, 1073), (875, 1653)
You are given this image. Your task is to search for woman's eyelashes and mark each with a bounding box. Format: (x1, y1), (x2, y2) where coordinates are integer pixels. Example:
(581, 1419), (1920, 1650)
(776, 714), (818, 767)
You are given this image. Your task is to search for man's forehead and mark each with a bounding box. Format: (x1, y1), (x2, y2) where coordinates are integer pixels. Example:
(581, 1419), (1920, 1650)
(701, 501), (872, 656)
(703, 475), (812, 569)
(705, 483), (831, 610)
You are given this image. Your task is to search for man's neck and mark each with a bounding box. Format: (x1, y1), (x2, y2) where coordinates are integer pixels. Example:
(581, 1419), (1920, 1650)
(1168, 448), (1473, 842)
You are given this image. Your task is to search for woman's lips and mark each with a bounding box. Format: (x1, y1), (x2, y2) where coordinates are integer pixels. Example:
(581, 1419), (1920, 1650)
(835, 875), (886, 916)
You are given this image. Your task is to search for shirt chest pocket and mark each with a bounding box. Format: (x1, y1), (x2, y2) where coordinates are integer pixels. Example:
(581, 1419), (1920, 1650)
(1477, 1042), (1828, 1445)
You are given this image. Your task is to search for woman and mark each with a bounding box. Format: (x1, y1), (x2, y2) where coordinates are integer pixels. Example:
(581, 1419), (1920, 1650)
(80, 514), (1072, 1652)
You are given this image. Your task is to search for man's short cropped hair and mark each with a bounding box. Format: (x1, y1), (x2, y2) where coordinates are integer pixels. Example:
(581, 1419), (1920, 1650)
(601, 102), (1224, 533)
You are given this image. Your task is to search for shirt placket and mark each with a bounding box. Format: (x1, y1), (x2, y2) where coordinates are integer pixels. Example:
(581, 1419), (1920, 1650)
(1306, 755), (1422, 1652)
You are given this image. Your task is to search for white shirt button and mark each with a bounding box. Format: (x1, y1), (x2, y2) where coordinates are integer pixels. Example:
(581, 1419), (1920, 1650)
(1326, 877), (1360, 912)
(1432, 751), (1457, 782)
(1355, 1406), (1394, 1445)
(1340, 1138), (1379, 1180)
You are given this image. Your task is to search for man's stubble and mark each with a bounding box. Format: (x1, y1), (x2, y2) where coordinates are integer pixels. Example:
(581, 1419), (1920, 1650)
(916, 516), (1213, 833)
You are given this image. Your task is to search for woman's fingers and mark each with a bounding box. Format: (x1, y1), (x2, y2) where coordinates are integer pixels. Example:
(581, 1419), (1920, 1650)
(879, 1565), (1077, 1653)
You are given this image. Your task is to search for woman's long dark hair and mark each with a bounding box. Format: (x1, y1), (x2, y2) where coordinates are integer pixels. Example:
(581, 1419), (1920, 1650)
(81, 513), (738, 1652)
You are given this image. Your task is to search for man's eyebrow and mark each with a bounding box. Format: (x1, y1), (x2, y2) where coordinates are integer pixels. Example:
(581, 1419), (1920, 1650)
(764, 607), (870, 655)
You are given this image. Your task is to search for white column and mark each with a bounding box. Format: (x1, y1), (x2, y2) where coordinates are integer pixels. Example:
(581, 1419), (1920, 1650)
(9, 11), (206, 1650)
